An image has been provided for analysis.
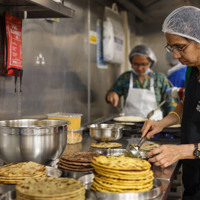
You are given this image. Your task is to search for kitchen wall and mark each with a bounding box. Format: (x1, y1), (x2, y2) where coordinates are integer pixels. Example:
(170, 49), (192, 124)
(0, 0), (169, 125)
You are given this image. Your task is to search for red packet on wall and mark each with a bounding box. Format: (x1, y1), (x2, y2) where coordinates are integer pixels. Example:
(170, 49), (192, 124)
(5, 13), (23, 92)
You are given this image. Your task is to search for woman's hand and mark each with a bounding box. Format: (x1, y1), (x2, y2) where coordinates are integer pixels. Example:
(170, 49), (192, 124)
(146, 145), (182, 168)
(141, 120), (165, 139)
(106, 92), (119, 107)
(146, 144), (195, 168)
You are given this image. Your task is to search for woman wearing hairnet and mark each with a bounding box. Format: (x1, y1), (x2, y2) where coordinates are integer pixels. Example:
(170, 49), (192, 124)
(106, 44), (176, 120)
(141, 6), (200, 199)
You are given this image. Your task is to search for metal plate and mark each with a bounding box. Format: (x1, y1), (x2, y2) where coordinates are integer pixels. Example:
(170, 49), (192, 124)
(92, 148), (147, 159)
(79, 174), (162, 200)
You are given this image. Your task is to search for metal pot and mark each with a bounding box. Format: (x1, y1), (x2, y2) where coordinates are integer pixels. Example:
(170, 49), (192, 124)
(89, 123), (123, 142)
(0, 119), (70, 164)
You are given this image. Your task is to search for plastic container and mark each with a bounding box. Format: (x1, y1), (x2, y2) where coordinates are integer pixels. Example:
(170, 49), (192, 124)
(47, 113), (83, 130)
(67, 129), (83, 144)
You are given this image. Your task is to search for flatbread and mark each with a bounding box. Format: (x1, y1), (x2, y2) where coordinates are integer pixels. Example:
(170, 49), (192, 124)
(132, 142), (160, 151)
(57, 163), (94, 172)
(91, 155), (151, 171)
(91, 142), (122, 149)
(115, 122), (136, 125)
(0, 162), (47, 185)
(57, 161), (92, 169)
(113, 116), (147, 122)
(60, 152), (100, 163)
(95, 168), (153, 180)
(67, 132), (82, 144)
(167, 124), (181, 128)
(91, 155), (153, 193)
(16, 177), (85, 199)
(59, 158), (91, 166)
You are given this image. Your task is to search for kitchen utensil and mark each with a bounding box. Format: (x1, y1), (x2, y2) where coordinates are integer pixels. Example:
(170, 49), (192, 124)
(147, 100), (166, 119)
(115, 106), (125, 116)
(0, 119), (70, 164)
(126, 133), (147, 158)
(89, 124), (123, 142)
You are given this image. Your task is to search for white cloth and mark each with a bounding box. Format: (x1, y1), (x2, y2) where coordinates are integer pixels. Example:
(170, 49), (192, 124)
(122, 73), (163, 120)
(167, 62), (186, 76)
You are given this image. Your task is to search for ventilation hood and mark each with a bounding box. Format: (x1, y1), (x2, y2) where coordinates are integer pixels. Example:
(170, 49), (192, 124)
(0, 0), (75, 18)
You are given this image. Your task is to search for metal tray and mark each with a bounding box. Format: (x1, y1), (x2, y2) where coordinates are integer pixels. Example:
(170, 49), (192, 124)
(79, 174), (162, 200)
(93, 148), (147, 159)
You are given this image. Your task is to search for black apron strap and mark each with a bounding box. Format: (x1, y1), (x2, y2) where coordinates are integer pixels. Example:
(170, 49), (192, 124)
(181, 67), (200, 199)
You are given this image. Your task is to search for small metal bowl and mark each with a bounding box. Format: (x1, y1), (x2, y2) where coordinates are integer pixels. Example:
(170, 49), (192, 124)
(89, 124), (123, 142)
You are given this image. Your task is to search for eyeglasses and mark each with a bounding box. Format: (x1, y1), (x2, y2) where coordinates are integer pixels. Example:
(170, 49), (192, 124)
(165, 41), (192, 56)
(132, 62), (150, 67)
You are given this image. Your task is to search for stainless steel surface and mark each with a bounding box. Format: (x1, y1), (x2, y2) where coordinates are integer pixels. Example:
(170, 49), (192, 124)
(79, 173), (162, 200)
(147, 100), (166, 119)
(78, 173), (94, 190)
(0, 190), (15, 200)
(89, 124), (123, 142)
(0, 0), (75, 18)
(0, 186), (15, 196)
(92, 148), (147, 159)
(0, 0), (123, 125)
(0, 119), (69, 164)
(46, 166), (62, 177)
(93, 148), (126, 155)
(0, 0), (199, 130)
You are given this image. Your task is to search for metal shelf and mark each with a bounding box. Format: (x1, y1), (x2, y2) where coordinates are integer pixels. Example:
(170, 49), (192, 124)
(0, 0), (75, 18)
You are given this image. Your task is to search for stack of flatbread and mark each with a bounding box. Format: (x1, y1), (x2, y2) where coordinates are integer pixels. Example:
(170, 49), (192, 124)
(0, 161), (46, 185)
(57, 152), (100, 172)
(91, 155), (153, 193)
(91, 142), (122, 149)
(132, 142), (160, 151)
(16, 177), (85, 200)
(67, 131), (82, 144)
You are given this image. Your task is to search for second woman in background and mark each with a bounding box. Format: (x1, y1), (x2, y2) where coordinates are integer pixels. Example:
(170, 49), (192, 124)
(106, 44), (176, 120)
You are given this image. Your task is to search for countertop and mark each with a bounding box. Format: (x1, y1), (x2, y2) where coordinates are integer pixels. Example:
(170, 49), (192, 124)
(65, 130), (182, 200)
(0, 126), (181, 200)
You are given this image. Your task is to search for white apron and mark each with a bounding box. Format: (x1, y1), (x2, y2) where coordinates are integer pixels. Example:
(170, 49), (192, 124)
(122, 73), (163, 120)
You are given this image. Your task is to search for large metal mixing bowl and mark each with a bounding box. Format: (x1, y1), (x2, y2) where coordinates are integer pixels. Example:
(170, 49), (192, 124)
(0, 119), (70, 164)
(89, 124), (123, 142)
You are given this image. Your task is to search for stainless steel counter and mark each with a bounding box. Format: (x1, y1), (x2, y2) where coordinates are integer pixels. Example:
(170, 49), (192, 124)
(0, 128), (181, 200)
(78, 131), (181, 200)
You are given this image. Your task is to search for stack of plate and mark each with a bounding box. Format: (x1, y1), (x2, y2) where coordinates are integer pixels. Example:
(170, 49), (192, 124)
(57, 152), (100, 172)
(16, 177), (85, 200)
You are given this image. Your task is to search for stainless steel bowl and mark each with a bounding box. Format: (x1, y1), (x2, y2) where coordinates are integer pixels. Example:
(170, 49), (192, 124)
(89, 123), (123, 142)
(0, 119), (70, 164)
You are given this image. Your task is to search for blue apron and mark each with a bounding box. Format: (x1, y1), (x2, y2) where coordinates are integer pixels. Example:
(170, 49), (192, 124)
(181, 67), (200, 200)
